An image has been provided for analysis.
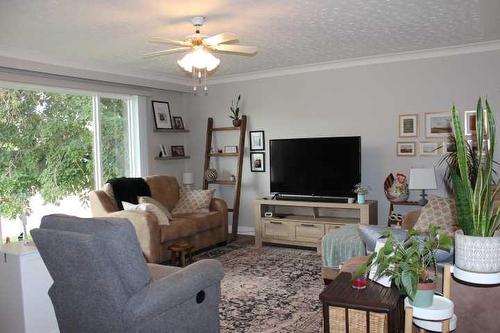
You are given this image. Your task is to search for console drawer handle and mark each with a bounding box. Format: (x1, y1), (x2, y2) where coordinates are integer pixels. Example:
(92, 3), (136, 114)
(301, 224), (316, 227)
(270, 221), (282, 225)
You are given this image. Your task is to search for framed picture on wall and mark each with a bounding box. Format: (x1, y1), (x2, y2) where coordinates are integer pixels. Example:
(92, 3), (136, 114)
(249, 130), (265, 150)
(398, 114), (418, 137)
(250, 152), (265, 172)
(424, 112), (452, 138)
(419, 141), (440, 156)
(152, 101), (173, 129)
(396, 142), (416, 156)
(443, 141), (455, 154)
(172, 116), (185, 130)
(464, 110), (476, 136)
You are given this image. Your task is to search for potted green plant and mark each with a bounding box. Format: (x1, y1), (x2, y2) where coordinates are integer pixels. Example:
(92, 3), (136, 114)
(449, 98), (500, 273)
(353, 183), (371, 204)
(355, 226), (453, 308)
(229, 94), (242, 127)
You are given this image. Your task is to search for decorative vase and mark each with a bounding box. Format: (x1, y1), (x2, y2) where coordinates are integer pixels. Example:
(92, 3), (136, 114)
(232, 119), (241, 127)
(357, 193), (365, 204)
(410, 282), (436, 308)
(455, 230), (500, 273)
(204, 169), (218, 182)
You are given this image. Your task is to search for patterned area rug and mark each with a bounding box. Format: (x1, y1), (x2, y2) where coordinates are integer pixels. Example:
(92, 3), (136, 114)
(196, 240), (324, 333)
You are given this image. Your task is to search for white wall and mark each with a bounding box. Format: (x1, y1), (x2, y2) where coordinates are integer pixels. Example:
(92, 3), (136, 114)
(184, 49), (500, 231)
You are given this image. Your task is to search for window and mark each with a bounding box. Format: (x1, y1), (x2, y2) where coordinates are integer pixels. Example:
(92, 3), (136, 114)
(0, 86), (140, 241)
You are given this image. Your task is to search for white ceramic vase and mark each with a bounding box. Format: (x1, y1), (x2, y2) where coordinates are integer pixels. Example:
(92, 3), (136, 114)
(454, 230), (500, 273)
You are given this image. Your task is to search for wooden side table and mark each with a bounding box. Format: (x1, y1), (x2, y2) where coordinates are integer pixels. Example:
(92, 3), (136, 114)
(319, 272), (402, 333)
(168, 242), (194, 267)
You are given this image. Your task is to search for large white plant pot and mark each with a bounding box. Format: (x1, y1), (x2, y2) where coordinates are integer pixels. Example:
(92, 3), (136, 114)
(455, 230), (500, 273)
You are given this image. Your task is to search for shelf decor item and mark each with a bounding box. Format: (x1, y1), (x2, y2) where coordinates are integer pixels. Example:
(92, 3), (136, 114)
(204, 168), (218, 182)
(353, 183), (371, 204)
(354, 226), (453, 308)
(172, 116), (185, 130)
(171, 145), (185, 157)
(229, 94), (242, 127)
(223, 145), (238, 153)
(449, 98), (500, 273)
(152, 101), (173, 129)
(384, 173), (409, 202)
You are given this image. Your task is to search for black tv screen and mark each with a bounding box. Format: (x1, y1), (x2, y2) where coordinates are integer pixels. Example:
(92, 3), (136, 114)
(270, 136), (361, 197)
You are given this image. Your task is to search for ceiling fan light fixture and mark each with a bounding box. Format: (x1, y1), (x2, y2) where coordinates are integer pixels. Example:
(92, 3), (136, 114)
(177, 47), (220, 72)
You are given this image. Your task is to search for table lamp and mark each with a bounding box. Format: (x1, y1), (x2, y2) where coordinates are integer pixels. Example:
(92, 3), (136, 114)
(182, 172), (194, 189)
(409, 168), (437, 206)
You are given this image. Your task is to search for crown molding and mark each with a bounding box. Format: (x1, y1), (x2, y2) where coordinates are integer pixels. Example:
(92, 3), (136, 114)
(208, 40), (500, 85)
(0, 55), (192, 92)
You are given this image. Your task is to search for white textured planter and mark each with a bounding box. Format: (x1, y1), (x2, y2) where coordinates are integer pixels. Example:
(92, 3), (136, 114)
(455, 230), (500, 273)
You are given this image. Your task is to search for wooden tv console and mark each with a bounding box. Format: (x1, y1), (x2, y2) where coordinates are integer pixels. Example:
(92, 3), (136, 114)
(254, 198), (377, 250)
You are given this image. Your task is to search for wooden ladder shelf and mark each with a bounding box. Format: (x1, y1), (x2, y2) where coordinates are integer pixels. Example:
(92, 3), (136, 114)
(203, 115), (247, 241)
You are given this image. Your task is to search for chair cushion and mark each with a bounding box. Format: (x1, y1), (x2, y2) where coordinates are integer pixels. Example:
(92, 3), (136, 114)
(139, 196), (173, 219)
(122, 201), (170, 226)
(39, 214), (151, 295)
(358, 225), (407, 253)
(161, 211), (222, 243)
(172, 187), (215, 214)
(414, 196), (458, 235)
(145, 175), (180, 212)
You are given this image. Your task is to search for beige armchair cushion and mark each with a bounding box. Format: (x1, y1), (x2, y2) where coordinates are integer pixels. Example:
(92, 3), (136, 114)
(172, 188), (215, 214)
(161, 212), (222, 242)
(139, 196), (173, 219)
(145, 175), (180, 211)
(122, 201), (170, 226)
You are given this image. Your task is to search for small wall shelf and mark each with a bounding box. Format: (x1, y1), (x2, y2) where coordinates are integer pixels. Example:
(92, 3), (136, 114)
(154, 156), (191, 160)
(212, 126), (240, 131)
(153, 129), (190, 133)
(209, 152), (239, 157)
(208, 180), (236, 185)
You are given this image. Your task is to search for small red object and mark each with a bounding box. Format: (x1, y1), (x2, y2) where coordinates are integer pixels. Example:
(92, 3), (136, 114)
(351, 277), (367, 289)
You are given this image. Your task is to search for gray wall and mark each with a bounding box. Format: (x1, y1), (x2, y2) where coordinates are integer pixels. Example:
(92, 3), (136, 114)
(184, 49), (500, 232)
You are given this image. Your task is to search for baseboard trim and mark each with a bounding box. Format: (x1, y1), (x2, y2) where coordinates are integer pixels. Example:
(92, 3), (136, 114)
(229, 225), (255, 236)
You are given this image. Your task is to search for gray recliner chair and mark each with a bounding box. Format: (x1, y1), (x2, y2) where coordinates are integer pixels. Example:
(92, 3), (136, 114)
(31, 214), (224, 333)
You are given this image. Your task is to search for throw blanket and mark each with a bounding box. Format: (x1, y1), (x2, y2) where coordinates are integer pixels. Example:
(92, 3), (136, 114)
(321, 224), (365, 269)
(107, 177), (151, 210)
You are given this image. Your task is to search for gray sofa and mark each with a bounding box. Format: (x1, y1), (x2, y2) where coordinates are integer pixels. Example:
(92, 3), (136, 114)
(31, 214), (224, 333)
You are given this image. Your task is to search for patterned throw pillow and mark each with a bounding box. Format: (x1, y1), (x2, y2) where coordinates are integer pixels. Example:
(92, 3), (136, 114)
(138, 196), (172, 219)
(172, 187), (215, 214)
(413, 196), (458, 235)
(122, 201), (170, 226)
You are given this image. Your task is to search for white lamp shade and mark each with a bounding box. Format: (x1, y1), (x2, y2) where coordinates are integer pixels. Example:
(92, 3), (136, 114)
(409, 168), (437, 190)
(182, 172), (194, 185)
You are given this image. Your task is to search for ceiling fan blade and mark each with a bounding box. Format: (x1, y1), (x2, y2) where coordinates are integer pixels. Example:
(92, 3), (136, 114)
(143, 47), (191, 58)
(204, 32), (238, 46)
(214, 44), (257, 55)
(149, 37), (191, 47)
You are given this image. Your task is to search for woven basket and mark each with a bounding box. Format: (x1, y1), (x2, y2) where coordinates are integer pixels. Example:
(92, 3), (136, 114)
(329, 306), (387, 333)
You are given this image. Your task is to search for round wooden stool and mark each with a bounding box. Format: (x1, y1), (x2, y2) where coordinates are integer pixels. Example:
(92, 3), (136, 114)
(168, 242), (194, 267)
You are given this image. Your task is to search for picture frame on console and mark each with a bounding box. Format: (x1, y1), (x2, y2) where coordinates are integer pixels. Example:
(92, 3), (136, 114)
(250, 130), (265, 151)
(250, 152), (265, 172)
(152, 101), (173, 129)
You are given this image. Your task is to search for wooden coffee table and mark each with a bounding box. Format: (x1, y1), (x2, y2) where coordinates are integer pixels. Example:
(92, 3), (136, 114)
(168, 242), (194, 267)
(319, 272), (402, 333)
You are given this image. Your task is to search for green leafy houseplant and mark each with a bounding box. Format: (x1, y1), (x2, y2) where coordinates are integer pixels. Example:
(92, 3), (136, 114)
(355, 226), (452, 305)
(229, 94), (241, 126)
(450, 98), (499, 237)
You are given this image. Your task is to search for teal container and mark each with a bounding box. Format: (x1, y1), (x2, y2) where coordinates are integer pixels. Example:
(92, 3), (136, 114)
(357, 193), (365, 204)
(410, 283), (436, 308)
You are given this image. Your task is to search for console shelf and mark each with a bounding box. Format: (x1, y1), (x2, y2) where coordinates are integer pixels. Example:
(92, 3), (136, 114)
(254, 198), (377, 250)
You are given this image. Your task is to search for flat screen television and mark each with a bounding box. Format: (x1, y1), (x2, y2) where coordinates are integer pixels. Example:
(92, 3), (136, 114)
(270, 136), (361, 198)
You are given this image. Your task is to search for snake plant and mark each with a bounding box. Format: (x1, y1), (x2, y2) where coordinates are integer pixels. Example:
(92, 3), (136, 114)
(450, 98), (499, 236)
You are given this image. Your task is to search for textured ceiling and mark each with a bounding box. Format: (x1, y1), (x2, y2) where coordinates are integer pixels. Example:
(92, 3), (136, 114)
(1, 0), (500, 82)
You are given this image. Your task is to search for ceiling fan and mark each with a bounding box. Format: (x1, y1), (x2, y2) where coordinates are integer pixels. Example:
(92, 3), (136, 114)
(144, 16), (257, 94)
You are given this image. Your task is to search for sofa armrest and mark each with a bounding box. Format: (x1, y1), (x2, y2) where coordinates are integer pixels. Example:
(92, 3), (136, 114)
(89, 190), (118, 216)
(401, 210), (421, 230)
(210, 197), (228, 215)
(108, 210), (161, 263)
(124, 259), (224, 326)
